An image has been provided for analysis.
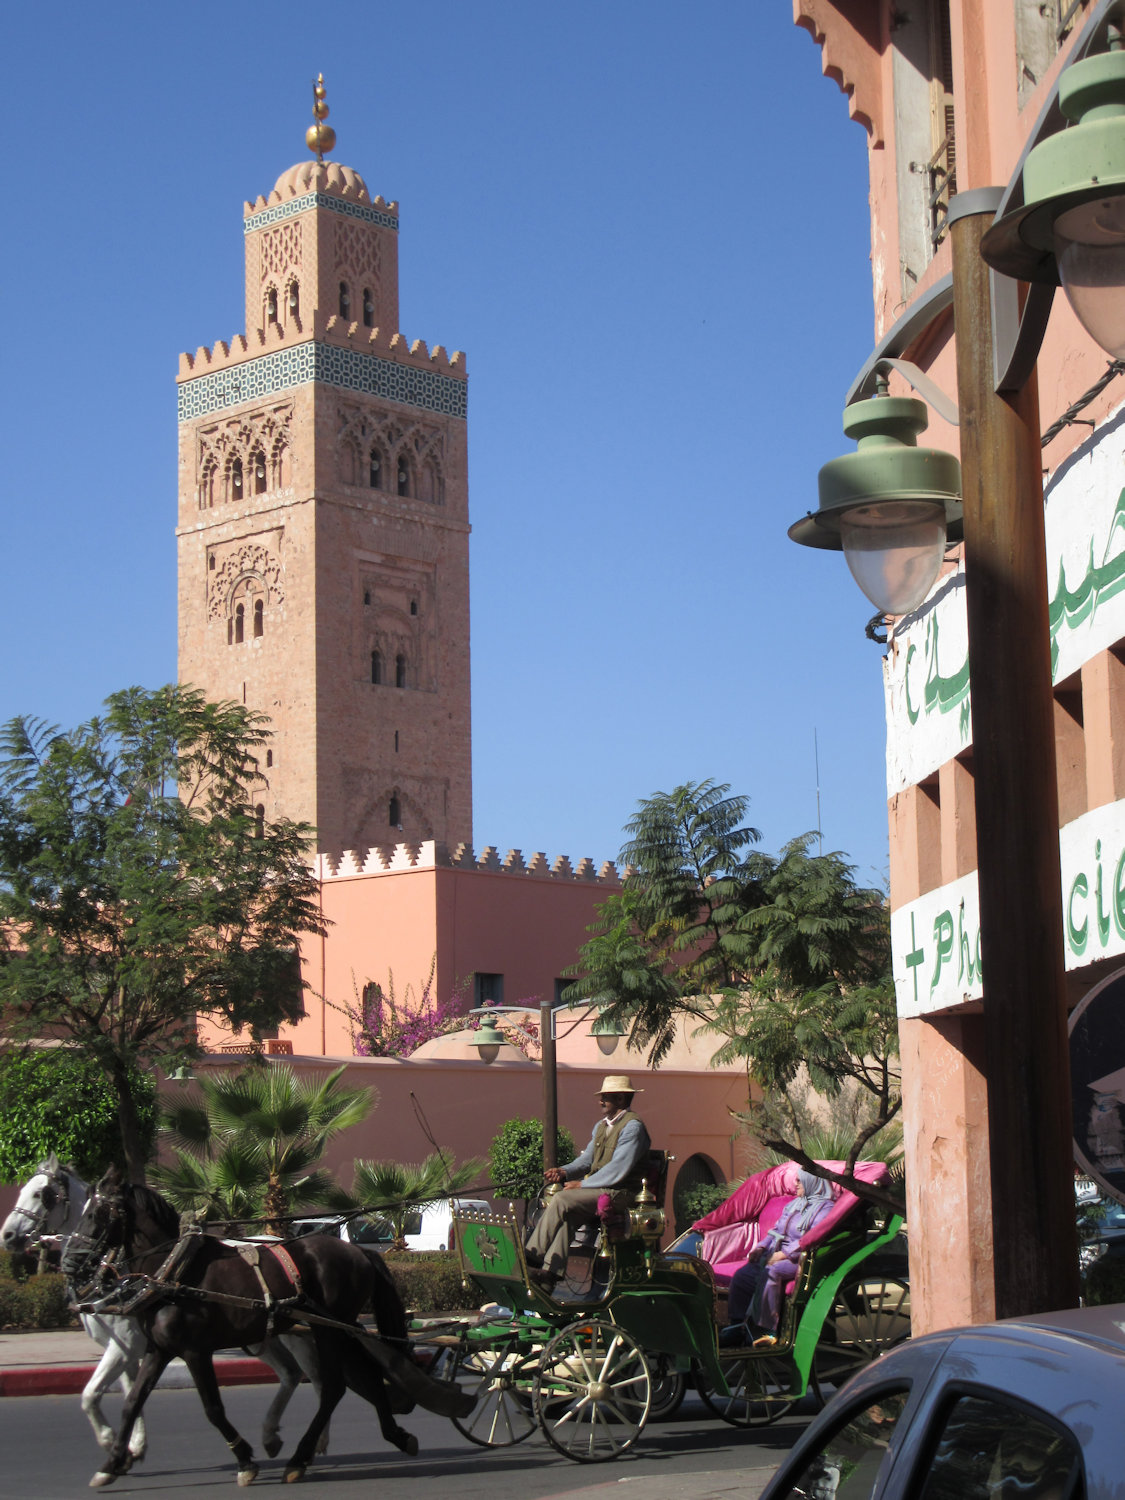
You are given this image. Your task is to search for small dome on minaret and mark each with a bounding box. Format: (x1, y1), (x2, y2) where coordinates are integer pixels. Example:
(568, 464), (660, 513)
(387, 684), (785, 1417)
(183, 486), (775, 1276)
(272, 159), (371, 202)
(270, 74), (371, 204)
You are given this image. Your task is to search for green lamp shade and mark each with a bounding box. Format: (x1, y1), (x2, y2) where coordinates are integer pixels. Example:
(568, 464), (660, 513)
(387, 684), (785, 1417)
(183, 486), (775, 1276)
(982, 50), (1125, 358)
(790, 393), (962, 617)
(472, 1018), (506, 1064)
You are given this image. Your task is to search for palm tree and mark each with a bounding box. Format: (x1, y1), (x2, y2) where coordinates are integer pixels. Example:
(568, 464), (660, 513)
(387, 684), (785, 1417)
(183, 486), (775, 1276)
(349, 1153), (485, 1249)
(154, 1064), (373, 1233)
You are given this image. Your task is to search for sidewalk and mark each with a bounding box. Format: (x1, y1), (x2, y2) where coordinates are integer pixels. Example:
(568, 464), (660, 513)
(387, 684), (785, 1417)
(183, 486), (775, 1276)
(0, 1327), (277, 1397)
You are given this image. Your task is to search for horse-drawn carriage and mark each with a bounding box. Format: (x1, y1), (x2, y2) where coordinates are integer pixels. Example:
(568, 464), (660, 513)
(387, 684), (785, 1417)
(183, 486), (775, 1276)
(1, 1151), (909, 1484)
(424, 1152), (910, 1463)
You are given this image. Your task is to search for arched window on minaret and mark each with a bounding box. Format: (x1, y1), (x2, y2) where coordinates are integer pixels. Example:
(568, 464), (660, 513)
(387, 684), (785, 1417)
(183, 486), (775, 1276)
(253, 599), (264, 638)
(230, 457), (244, 501)
(369, 449), (383, 490)
(273, 439), (291, 489)
(287, 280), (300, 319)
(199, 455), (217, 510)
(266, 287), (278, 325)
(255, 804), (265, 838)
(395, 654), (407, 689)
(234, 603), (245, 644)
(252, 450), (267, 495)
(339, 281), (351, 319)
(371, 651), (382, 685)
(396, 458), (410, 498)
(363, 288), (375, 327)
(389, 795), (401, 828)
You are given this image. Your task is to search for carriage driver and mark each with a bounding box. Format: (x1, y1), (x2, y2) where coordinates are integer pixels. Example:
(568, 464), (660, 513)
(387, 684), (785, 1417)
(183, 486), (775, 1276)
(524, 1074), (651, 1291)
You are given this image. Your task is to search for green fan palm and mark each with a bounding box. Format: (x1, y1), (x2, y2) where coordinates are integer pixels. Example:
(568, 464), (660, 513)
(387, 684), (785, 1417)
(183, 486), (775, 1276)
(154, 1064), (374, 1232)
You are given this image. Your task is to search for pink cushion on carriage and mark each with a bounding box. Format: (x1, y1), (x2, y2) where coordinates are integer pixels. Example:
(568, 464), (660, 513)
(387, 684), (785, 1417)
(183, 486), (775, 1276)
(692, 1160), (889, 1290)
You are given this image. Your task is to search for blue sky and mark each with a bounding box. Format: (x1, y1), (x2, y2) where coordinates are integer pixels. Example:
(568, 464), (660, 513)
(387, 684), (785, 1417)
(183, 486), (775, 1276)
(2, 2), (891, 886)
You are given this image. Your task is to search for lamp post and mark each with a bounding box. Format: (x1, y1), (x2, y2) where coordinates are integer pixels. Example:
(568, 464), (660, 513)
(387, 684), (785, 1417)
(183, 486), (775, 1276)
(789, 3), (1125, 1319)
(470, 999), (613, 1173)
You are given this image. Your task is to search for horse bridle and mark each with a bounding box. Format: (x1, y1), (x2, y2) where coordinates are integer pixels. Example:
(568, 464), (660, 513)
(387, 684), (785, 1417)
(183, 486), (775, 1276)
(5, 1163), (75, 1247)
(61, 1182), (129, 1297)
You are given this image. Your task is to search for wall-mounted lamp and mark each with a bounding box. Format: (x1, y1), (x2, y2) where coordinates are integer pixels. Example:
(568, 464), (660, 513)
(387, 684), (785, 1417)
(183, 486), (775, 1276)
(983, 32), (1125, 361)
(788, 379), (962, 617)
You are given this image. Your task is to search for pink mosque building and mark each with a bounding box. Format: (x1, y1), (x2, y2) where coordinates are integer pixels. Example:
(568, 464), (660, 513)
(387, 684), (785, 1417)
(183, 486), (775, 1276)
(796, 0), (1125, 1329)
(173, 99), (747, 1222)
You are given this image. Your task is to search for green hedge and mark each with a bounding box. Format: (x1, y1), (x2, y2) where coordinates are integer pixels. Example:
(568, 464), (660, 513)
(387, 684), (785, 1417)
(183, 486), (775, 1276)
(1084, 1254), (1125, 1306)
(0, 1270), (74, 1329)
(381, 1251), (475, 1315)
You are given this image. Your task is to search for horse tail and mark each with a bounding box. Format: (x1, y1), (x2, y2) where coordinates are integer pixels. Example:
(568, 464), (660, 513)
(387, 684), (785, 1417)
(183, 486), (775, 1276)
(359, 1248), (408, 1346)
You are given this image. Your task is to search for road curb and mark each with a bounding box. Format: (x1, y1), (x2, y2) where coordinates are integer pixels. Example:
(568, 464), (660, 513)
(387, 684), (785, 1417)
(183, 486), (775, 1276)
(0, 1356), (278, 1398)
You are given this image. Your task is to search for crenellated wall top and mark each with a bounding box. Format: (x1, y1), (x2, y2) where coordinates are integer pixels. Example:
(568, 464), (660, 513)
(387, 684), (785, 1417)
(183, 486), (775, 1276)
(313, 840), (628, 885)
(177, 312), (466, 382)
(794, 0), (883, 145)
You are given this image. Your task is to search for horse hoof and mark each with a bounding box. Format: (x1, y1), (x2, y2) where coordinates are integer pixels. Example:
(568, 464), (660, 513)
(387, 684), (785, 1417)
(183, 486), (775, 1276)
(90, 1474), (116, 1490)
(263, 1436), (282, 1458)
(283, 1465), (306, 1484)
(236, 1464), (259, 1487)
(398, 1432), (419, 1457)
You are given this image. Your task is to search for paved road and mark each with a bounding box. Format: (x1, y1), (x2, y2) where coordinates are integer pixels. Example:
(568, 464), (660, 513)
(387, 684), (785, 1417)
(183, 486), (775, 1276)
(0, 1384), (808, 1498)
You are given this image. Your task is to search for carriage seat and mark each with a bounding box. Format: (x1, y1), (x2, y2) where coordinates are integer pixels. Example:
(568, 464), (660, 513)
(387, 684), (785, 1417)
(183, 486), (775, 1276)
(693, 1160), (890, 1296)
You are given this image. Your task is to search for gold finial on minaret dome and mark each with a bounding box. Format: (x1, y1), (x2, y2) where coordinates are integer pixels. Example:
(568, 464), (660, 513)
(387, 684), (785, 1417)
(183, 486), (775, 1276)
(306, 74), (336, 161)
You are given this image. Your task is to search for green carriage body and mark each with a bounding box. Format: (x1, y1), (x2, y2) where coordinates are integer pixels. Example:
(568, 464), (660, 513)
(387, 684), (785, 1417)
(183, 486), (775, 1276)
(443, 1184), (908, 1451)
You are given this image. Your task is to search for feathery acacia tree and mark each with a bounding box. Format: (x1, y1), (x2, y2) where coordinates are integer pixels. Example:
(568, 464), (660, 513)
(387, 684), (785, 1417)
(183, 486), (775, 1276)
(566, 781), (900, 1209)
(0, 686), (327, 1180)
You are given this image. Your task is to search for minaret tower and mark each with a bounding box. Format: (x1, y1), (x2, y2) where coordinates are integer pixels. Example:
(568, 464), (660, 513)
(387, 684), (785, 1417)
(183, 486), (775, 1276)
(176, 78), (472, 854)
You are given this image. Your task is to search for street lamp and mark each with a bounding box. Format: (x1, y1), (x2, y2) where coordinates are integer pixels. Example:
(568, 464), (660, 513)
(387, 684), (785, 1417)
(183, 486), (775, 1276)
(469, 999), (600, 1172)
(789, 2), (1125, 1320)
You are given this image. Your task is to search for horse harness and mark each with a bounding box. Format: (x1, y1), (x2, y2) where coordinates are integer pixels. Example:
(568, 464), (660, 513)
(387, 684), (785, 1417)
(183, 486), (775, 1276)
(78, 1231), (306, 1336)
(234, 1241), (304, 1335)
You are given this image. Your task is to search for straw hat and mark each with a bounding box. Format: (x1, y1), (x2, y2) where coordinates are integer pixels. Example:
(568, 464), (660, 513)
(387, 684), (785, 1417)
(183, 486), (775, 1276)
(597, 1074), (643, 1095)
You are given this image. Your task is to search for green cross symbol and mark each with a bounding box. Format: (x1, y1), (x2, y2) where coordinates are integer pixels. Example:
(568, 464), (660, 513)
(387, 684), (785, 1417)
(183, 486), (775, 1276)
(904, 912), (925, 1005)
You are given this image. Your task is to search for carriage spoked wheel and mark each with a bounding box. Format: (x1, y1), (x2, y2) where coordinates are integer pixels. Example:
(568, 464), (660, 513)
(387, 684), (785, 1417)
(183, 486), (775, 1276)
(810, 1271), (911, 1407)
(534, 1319), (651, 1462)
(442, 1340), (538, 1447)
(697, 1350), (797, 1426)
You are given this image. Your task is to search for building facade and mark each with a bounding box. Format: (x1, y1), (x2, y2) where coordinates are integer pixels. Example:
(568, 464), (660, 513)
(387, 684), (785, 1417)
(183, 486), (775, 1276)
(796, 0), (1125, 1331)
(176, 154), (472, 856)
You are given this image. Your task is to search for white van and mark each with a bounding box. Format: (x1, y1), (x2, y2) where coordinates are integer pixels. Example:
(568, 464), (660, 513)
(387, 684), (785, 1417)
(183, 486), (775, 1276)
(402, 1197), (490, 1252)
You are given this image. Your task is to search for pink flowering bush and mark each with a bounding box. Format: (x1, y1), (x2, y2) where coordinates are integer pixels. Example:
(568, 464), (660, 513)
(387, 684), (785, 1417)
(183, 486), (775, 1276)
(339, 961), (469, 1058)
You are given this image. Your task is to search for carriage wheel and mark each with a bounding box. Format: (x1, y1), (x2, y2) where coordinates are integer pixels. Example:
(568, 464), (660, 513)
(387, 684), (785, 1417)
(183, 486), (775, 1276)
(443, 1341), (538, 1447)
(810, 1271), (911, 1406)
(697, 1351), (797, 1426)
(647, 1356), (688, 1421)
(534, 1319), (651, 1462)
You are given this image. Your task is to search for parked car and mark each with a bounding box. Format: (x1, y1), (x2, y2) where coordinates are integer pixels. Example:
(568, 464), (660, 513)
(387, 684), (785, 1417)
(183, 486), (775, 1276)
(288, 1213), (394, 1250)
(401, 1198), (490, 1252)
(291, 1200), (491, 1253)
(759, 1302), (1125, 1500)
(1077, 1194), (1125, 1273)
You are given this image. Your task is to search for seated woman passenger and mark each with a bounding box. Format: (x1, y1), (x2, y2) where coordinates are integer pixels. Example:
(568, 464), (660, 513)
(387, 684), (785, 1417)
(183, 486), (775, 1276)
(724, 1169), (835, 1345)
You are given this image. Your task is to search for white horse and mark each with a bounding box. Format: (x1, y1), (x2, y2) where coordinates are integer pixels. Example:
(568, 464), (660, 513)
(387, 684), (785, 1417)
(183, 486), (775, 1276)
(0, 1156), (327, 1461)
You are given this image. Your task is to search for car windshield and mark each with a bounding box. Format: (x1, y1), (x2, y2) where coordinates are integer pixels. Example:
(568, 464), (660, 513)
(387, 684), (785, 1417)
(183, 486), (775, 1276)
(351, 1216), (393, 1244)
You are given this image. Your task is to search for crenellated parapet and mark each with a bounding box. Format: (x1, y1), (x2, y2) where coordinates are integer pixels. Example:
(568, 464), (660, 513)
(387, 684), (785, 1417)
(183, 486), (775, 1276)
(312, 841), (625, 885)
(178, 315), (466, 381)
(794, 0), (883, 144)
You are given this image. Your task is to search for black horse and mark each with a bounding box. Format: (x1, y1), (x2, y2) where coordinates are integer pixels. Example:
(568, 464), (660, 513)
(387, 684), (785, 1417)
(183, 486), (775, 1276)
(63, 1167), (470, 1488)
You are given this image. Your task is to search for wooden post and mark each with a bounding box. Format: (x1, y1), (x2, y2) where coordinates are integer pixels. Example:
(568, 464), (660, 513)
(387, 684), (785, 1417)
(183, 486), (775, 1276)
(949, 191), (1080, 1317)
(541, 999), (558, 1173)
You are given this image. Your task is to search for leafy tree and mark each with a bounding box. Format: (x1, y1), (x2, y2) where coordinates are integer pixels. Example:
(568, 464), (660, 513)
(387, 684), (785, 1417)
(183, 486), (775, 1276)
(154, 1064), (373, 1232)
(348, 1153), (486, 1249)
(566, 782), (898, 1210)
(0, 1050), (158, 1185)
(488, 1118), (577, 1226)
(0, 686), (327, 1179)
